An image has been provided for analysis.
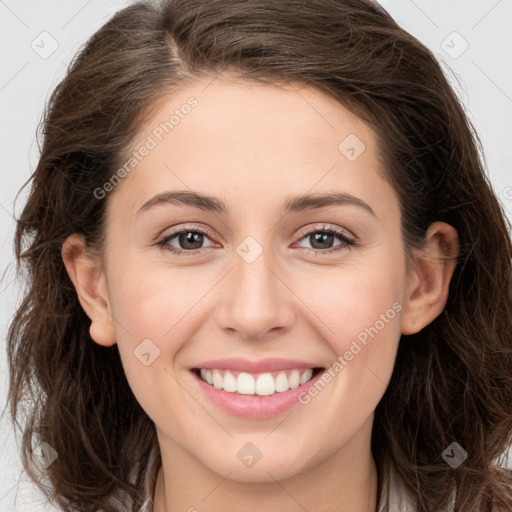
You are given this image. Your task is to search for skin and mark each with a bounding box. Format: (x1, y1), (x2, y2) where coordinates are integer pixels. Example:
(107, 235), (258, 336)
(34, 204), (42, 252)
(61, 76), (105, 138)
(62, 74), (459, 512)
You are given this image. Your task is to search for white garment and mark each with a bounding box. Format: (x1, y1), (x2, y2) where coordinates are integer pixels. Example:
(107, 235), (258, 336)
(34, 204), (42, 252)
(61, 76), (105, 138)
(378, 462), (456, 512)
(377, 461), (416, 512)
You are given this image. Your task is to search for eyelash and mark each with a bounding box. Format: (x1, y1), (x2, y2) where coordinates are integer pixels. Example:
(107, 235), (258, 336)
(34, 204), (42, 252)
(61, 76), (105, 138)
(156, 224), (356, 256)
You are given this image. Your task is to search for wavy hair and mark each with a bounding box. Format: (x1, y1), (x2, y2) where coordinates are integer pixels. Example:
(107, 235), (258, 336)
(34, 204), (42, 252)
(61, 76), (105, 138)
(5, 0), (512, 511)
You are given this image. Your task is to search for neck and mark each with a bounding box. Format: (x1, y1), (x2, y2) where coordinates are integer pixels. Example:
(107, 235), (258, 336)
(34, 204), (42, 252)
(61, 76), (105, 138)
(153, 425), (379, 512)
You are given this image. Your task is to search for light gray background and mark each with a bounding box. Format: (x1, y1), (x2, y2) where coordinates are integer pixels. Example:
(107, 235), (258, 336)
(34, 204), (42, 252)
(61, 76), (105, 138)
(1, 1), (511, 510)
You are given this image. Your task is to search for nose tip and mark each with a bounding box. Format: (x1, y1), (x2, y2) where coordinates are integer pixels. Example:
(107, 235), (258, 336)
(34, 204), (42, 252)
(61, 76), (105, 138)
(216, 248), (296, 341)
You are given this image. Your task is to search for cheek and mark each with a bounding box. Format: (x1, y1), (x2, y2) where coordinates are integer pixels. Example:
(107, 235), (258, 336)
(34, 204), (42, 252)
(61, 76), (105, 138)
(107, 266), (200, 433)
(295, 251), (405, 411)
(103, 260), (184, 381)
(302, 254), (405, 350)
(109, 257), (206, 340)
(106, 260), (224, 406)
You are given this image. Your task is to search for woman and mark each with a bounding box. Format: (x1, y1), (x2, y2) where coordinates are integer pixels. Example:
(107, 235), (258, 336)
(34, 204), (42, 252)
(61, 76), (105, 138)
(6, 0), (512, 511)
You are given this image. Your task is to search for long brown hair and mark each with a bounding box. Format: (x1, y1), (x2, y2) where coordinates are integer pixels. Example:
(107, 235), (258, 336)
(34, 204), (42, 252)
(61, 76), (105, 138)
(5, 0), (512, 510)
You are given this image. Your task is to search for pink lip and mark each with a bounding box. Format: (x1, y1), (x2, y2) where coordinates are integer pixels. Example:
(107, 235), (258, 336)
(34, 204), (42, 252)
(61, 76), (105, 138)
(192, 357), (320, 373)
(191, 367), (325, 419)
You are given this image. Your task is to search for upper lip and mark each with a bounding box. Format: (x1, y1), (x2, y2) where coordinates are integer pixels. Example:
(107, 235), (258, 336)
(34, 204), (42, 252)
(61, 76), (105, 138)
(192, 358), (323, 374)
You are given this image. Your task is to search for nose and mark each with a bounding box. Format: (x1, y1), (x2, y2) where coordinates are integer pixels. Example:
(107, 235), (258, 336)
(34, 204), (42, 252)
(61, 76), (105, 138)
(216, 241), (296, 341)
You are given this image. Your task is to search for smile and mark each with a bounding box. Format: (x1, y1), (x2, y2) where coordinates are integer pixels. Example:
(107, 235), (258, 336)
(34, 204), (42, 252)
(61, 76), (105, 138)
(195, 368), (322, 396)
(190, 358), (326, 418)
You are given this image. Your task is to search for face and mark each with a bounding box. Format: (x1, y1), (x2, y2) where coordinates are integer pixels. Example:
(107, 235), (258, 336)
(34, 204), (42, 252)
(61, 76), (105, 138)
(73, 75), (420, 482)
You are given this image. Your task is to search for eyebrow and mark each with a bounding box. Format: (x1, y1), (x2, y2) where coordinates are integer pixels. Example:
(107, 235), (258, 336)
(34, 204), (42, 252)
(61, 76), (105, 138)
(136, 190), (376, 217)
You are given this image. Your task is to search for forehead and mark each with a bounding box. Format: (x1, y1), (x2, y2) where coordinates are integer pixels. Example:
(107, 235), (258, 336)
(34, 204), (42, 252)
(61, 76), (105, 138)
(106, 75), (396, 221)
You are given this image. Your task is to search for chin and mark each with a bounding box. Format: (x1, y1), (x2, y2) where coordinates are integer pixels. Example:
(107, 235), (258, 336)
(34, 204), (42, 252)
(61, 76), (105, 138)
(203, 448), (311, 483)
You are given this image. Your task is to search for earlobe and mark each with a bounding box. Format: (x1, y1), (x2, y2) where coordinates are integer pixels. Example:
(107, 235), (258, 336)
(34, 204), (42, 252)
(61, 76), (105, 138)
(61, 233), (117, 346)
(401, 222), (459, 335)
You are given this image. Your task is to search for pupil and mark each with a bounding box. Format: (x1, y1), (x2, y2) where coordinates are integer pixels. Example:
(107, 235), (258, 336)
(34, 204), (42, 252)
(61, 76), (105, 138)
(311, 232), (333, 249)
(180, 232), (203, 249)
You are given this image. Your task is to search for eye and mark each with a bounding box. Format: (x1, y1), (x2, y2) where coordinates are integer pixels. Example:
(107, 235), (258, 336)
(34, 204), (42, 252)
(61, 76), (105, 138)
(156, 225), (217, 255)
(156, 223), (356, 256)
(294, 224), (356, 255)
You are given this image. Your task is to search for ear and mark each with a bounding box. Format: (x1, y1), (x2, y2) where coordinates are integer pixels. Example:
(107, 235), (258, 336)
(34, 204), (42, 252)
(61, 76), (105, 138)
(401, 221), (459, 335)
(61, 233), (117, 346)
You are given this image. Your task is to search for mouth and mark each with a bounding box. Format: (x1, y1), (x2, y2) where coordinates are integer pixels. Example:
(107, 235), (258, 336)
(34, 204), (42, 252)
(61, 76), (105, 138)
(190, 361), (326, 419)
(192, 367), (324, 396)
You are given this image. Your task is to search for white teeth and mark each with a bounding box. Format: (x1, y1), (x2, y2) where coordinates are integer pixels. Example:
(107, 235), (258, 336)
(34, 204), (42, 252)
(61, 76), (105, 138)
(212, 369), (223, 389)
(275, 371), (289, 392)
(300, 368), (313, 385)
(237, 372), (255, 394)
(255, 373), (275, 396)
(288, 369), (301, 389)
(222, 370), (238, 392)
(198, 368), (318, 395)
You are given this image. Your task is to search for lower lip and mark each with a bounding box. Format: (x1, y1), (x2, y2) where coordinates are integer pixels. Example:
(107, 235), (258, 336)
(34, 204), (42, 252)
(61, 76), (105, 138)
(192, 369), (324, 419)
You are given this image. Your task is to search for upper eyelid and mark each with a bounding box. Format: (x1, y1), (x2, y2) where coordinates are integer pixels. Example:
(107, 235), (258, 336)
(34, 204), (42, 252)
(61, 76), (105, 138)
(294, 223), (354, 240)
(161, 224), (217, 242)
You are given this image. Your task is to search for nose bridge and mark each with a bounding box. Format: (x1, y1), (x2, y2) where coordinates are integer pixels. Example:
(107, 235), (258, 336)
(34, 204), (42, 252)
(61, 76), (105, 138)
(217, 234), (295, 339)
